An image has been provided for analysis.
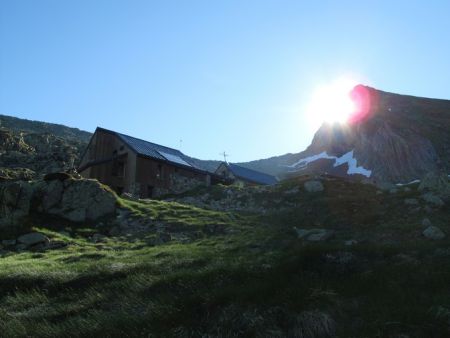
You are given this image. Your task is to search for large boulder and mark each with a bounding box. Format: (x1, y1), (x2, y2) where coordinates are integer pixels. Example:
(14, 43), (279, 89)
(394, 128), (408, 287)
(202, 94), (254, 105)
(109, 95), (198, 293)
(0, 178), (117, 238)
(0, 181), (33, 235)
(423, 226), (446, 240)
(17, 232), (49, 247)
(37, 178), (117, 222)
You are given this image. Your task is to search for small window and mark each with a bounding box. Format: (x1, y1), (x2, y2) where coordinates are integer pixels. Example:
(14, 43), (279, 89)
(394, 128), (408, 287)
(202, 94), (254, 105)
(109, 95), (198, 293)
(156, 164), (163, 179)
(120, 145), (124, 151)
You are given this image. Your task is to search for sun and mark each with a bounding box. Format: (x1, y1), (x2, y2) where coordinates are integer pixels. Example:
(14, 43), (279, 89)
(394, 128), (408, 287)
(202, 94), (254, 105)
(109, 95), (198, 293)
(307, 78), (358, 125)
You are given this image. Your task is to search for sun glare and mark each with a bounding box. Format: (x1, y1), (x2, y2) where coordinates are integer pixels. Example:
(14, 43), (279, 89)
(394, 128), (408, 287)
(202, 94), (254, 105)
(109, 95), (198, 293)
(307, 78), (358, 126)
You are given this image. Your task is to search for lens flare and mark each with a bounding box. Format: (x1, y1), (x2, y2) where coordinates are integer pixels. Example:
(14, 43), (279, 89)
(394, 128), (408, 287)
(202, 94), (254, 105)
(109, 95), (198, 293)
(348, 84), (373, 124)
(307, 78), (358, 126)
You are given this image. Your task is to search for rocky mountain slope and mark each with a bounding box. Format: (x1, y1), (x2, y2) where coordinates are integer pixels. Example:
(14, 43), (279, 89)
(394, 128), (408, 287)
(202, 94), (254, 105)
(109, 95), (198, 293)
(0, 115), (91, 181)
(242, 86), (450, 183)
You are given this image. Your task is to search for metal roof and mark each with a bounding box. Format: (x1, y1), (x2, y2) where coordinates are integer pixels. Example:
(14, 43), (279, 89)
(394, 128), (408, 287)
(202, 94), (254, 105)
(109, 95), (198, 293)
(227, 163), (278, 185)
(97, 127), (198, 169)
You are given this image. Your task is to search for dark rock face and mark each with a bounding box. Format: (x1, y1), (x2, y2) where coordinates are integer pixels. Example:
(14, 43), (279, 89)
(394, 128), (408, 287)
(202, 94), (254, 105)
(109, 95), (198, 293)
(0, 178), (118, 237)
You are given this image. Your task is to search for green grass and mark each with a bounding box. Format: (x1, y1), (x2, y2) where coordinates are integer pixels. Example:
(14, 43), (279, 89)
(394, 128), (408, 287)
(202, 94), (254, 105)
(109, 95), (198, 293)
(0, 177), (449, 337)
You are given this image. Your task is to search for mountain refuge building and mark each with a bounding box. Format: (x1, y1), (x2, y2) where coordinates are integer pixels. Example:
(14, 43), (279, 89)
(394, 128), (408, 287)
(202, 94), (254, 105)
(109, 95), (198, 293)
(215, 162), (278, 186)
(78, 127), (215, 198)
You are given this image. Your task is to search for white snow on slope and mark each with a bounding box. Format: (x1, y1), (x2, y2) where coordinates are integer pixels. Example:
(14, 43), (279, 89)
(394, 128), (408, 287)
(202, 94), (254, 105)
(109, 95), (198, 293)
(333, 150), (372, 177)
(288, 150), (372, 177)
(396, 180), (421, 186)
(288, 151), (336, 168)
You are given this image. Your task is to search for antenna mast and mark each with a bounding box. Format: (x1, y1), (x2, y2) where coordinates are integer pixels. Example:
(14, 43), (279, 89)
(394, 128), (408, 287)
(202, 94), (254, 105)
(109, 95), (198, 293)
(219, 151), (229, 163)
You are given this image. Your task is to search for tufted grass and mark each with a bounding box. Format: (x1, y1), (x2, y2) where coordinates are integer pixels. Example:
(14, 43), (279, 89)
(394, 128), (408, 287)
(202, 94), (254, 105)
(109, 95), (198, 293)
(0, 176), (449, 337)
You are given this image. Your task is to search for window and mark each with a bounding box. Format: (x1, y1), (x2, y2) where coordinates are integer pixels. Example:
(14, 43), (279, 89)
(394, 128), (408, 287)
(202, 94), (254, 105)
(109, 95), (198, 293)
(156, 164), (163, 179)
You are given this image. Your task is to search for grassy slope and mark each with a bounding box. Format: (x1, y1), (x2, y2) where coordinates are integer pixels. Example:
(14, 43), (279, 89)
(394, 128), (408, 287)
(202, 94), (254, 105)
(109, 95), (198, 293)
(0, 177), (449, 337)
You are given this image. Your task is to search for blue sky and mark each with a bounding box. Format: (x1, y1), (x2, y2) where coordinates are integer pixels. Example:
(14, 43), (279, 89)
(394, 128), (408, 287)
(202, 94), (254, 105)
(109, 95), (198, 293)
(1, 1), (450, 162)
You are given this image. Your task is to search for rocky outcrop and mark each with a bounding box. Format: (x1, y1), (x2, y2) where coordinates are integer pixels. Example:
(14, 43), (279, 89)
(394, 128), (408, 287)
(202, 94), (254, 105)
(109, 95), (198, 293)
(35, 178), (117, 222)
(0, 177), (118, 237)
(0, 125), (87, 180)
(418, 171), (450, 197)
(423, 226), (446, 240)
(0, 181), (33, 235)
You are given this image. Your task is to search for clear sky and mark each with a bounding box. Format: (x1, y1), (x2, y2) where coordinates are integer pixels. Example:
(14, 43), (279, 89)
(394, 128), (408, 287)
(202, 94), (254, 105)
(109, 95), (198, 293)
(1, 1), (450, 162)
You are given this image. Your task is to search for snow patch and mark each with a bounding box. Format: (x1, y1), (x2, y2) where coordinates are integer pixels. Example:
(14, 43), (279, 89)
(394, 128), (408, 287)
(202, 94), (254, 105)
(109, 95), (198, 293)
(288, 150), (372, 177)
(396, 179), (421, 186)
(288, 151), (335, 168)
(333, 150), (372, 177)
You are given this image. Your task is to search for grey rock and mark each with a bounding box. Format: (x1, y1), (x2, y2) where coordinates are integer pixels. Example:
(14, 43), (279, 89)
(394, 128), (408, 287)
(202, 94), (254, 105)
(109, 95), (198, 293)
(40, 179), (117, 222)
(423, 226), (445, 240)
(418, 171), (450, 197)
(421, 218), (432, 227)
(1, 239), (16, 246)
(15, 243), (27, 251)
(377, 182), (396, 191)
(421, 192), (445, 207)
(0, 181), (33, 232)
(404, 198), (419, 206)
(17, 232), (49, 247)
(344, 240), (358, 246)
(294, 228), (334, 241)
(285, 186), (300, 194)
(307, 229), (335, 242)
(294, 228), (314, 239)
(304, 180), (324, 193)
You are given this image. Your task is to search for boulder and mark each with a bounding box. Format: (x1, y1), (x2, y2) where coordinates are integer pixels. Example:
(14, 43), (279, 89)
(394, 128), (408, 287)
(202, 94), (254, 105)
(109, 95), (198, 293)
(421, 192), (445, 207)
(0, 181), (33, 234)
(422, 226), (445, 240)
(17, 232), (49, 247)
(38, 178), (117, 222)
(294, 227), (334, 241)
(303, 180), (324, 193)
(307, 229), (335, 241)
(418, 172), (450, 196)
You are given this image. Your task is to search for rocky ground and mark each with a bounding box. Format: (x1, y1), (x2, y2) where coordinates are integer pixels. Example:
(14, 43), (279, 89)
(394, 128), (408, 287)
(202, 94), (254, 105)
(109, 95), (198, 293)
(0, 172), (448, 337)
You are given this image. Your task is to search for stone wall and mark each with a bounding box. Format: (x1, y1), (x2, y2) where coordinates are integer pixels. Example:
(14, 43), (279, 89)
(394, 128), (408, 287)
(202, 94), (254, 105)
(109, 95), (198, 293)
(167, 172), (207, 195)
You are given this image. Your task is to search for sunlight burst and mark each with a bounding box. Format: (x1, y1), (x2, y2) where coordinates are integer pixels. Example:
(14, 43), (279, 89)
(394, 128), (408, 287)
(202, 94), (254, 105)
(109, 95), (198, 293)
(307, 78), (358, 125)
